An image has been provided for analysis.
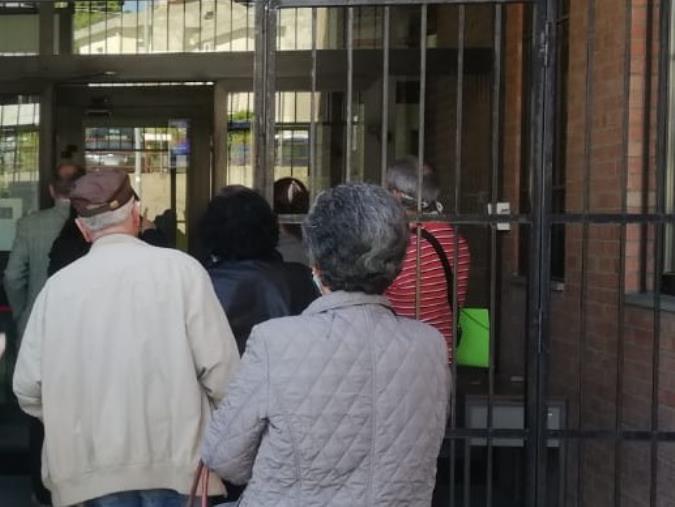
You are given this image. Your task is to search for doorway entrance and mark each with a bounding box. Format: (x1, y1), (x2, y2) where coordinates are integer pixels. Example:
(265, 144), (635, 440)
(54, 83), (214, 254)
(84, 122), (190, 249)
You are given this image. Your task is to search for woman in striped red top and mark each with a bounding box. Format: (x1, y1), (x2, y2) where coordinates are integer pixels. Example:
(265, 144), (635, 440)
(385, 158), (471, 363)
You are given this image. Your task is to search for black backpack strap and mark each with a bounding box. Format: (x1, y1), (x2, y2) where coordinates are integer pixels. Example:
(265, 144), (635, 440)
(418, 227), (462, 347)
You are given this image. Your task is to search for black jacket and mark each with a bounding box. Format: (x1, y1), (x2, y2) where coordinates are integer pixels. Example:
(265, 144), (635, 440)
(207, 257), (318, 354)
(48, 210), (168, 277)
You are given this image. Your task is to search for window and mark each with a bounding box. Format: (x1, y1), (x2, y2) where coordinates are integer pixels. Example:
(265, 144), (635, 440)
(0, 2), (38, 56)
(224, 92), (313, 188)
(84, 123), (191, 250)
(72, 0), (256, 55)
(0, 95), (40, 249)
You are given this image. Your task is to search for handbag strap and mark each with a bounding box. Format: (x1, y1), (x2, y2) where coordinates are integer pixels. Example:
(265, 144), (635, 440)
(187, 461), (210, 507)
(418, 227), (462, 347)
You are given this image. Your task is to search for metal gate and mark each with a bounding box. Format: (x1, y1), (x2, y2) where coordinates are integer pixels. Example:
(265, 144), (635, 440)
(250, 0), (675, 506)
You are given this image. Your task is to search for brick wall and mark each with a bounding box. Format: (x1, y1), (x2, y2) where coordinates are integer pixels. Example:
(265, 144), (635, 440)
(501, 0), (675, 505)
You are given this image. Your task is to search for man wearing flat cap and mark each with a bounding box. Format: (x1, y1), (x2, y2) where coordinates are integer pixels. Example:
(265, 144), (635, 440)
(13, 169), (240, 507)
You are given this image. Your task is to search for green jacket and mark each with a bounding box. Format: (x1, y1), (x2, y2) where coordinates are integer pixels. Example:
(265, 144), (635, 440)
(4, 200), (71, 337)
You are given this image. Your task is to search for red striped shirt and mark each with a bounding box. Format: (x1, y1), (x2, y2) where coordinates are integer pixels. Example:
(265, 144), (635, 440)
(386, 221), (471, 362)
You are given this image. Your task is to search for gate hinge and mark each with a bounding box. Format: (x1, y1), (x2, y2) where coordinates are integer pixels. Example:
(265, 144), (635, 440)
(540, 21), (553, 68)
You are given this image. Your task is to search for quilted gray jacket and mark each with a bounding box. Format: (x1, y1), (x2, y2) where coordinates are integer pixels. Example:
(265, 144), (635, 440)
(202, 291), (451, 506)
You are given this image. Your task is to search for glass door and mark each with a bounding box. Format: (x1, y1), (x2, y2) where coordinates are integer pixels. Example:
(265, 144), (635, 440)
(84, 120), (190, 250)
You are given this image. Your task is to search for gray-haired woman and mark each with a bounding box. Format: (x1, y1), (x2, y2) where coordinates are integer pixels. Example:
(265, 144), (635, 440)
(202, 183), (451, 506)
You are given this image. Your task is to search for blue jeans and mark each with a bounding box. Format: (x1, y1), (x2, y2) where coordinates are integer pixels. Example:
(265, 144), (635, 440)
(84, 489), (190, 507)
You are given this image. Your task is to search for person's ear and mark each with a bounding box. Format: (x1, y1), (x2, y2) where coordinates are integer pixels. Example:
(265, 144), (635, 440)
(48, 184), (56, 200)
(131, 202), (141, 228)
(75, 218), (93, 243)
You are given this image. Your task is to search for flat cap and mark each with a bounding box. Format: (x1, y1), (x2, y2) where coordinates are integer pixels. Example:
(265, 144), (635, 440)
(70, 169), (137, 217)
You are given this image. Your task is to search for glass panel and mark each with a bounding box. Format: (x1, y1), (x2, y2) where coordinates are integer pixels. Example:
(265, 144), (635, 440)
(0, 96), (40, 236)
(226, 92), (254, 188)
(84, 121), (190, 250)
(274, 92), (313, 184)
(0, 94), (39, 403)
(73, 0), (255, 54)
(0, 8), (38, 56)
(223, 91), (317, 189)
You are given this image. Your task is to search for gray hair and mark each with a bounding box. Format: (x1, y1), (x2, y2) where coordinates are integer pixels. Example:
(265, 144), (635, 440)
(303, 183), (409, 295)
(385, 156), (440, 210)
(78, 199), (136, 233)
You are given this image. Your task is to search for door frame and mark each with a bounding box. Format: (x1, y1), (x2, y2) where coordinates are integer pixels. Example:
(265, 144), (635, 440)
(51, 83), (215, 256)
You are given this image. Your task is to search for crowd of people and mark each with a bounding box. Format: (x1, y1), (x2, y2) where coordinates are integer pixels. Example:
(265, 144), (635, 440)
(5, 158), (470, 507)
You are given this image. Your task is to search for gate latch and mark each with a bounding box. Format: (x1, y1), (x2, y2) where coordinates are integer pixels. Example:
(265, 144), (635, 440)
(487, 202), (511, 231)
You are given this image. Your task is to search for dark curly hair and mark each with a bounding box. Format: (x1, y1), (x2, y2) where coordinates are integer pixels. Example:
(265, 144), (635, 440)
(303, 183), (409, 295)
(273, 177), (310, 215)
(200, 186), (280, 261)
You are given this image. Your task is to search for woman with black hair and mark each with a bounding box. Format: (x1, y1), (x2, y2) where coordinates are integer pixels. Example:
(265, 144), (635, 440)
(273, 177), (310, 265)
(201, 185), (318, 355)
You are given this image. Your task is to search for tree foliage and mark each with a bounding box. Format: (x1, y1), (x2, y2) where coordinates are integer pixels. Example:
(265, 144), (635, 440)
(74, 1), (123, 31)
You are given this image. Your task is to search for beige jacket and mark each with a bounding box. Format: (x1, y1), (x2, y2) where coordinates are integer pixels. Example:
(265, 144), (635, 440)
(13, 234), (240, 506)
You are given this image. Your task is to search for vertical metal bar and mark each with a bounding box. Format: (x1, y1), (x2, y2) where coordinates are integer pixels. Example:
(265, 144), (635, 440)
(450, 7), (466, 507)
(454, 5), (465, 215)
(248, 92), (255, 184)
(136, 0), (140, 54)
(254, 0), (277, 202)
(486, 6), (503, 507)
(170, 126), (177, 216)
(463, 437), (471, 507)
(120, 6), (124, 54)
(345, 7), (354, 182)
(279, 92), (285, 179)
(230, 0), (234, 52)
(213, 81), (228, 191)
(166, 0), (170, 52)
(309, 7), (317, 200)
(576, 0), (596, 504)
(380, 6), (390, 185)
(576, 0), (595, 506)
(0, 103), (4, 182)
(614, 0), (633, 505)
(246, 2), (251, 51)
(650, 3), (671, 505)
(265, 6), (277, 202)
(414, 3), (427, 322)
(150, 0), (155, 53)
(13, 101), (21, 172)
(199, 0), (203, 51)
(38, 85), (54, 208)
(214, 0), (218, 49)
(639, 0), (656, 291)
(292, 92), (298, 176)
(183, 0), (187, 51)
(104, 0), (108, 54)
(88, 1), (92, 55)
(277, 6), (282, 50)
(225, 93), (232, 185)
(526, 0), (557, 505)
(254, 0), (267, 193)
